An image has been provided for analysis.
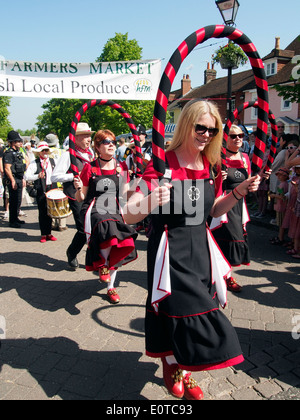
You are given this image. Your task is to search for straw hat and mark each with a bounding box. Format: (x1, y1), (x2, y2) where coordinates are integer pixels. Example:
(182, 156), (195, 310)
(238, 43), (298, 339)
(75, 123), (95, 136)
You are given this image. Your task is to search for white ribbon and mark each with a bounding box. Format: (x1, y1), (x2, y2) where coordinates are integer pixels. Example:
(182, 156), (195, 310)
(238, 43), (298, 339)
(84, 198), (95, 245)
(151, 226), (231, 312)
(151, 228), (171, 312)
(206, 227), (231, 308)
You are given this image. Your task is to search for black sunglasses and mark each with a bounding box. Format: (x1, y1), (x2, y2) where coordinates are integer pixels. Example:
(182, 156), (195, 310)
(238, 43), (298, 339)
(101, 138), (117, 146)
(230, 133), (245, 140)
(195, 124), (219, 137)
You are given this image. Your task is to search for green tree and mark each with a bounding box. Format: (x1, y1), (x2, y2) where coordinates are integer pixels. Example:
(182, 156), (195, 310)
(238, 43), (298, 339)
(37, 33), (155, 142)
(94, 32), (155, 135)
(97, 33), (143, 62)
(273, 80), (300, 103)
(36, 99), (84, 141)
(0, 97), (13, 139)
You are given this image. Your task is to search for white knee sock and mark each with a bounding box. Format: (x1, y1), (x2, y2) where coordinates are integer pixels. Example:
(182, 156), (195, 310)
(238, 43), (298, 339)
(107, 270), (117, 290)
(165, 356), (187, 375)
(165, 355), (177, 365)
(101, 247), (111, 266)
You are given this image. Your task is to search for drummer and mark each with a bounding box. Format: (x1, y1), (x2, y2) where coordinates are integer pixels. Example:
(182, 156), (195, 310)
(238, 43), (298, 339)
(25, 141), (58, 243)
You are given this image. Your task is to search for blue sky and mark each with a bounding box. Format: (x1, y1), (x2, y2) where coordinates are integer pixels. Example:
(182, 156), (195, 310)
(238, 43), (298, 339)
(1, 0), (299, 131)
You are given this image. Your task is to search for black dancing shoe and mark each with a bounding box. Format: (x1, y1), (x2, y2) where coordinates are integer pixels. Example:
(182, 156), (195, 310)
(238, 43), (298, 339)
(66, 250), (79, 270)
(16, 219), (26, 224)
(9, 222), (22, 228)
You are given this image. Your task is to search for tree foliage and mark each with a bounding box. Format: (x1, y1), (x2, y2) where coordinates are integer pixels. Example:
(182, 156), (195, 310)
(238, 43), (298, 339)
(36, 33), (154, 143)
(0, 97), (13, 139)
(97, 33), (143, 62)
(273, 80), (300, 104)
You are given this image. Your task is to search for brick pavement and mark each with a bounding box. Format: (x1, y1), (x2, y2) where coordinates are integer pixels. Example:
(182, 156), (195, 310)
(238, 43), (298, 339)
(0, 203), (299, 400)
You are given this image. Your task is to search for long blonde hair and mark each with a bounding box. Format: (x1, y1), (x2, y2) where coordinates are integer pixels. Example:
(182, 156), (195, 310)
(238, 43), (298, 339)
(167, 99), (223, 167)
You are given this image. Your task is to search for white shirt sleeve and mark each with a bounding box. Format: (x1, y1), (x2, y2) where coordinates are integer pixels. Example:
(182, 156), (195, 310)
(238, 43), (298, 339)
(25, 161), (39, 182)
(51, 152), (74, 184)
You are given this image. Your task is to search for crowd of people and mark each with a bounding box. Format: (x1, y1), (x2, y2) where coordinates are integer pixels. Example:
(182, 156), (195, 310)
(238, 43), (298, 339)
(0, 101), (299, 400)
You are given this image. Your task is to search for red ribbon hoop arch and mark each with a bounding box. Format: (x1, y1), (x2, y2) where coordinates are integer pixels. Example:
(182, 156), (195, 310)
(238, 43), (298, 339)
(68, 100), (143, 176)
(224, 101), (278, 172)
(152, 25), (269, 176)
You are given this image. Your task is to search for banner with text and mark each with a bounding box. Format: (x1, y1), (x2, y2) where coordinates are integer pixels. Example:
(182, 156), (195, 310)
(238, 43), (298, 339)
(0, 58), (161, 100)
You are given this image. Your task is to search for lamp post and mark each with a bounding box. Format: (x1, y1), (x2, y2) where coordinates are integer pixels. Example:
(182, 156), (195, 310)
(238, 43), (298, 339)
(215, 0), (240, 120)
(215, 0), (240, 25)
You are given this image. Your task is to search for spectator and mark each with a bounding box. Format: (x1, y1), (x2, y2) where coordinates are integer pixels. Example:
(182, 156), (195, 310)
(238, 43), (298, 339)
(269, 167), (289, 245)
(282, 165), (300, 256)
(115, 137), (127, 162)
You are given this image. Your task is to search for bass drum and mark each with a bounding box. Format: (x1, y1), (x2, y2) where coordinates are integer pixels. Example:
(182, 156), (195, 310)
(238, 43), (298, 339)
(46, 189), (72, 219)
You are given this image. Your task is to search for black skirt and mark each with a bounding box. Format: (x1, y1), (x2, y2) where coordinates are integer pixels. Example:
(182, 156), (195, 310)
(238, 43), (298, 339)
(212, 198), (250, 266)
(145, 222), (243, 371)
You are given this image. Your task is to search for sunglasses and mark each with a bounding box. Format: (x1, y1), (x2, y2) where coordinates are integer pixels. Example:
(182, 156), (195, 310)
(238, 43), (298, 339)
(277, 126), (284, 129)
(101, 138), (117, 146)
(229, 133), (245, 140)
(287, 146), (297, 150)
(195, 124), (219, 137)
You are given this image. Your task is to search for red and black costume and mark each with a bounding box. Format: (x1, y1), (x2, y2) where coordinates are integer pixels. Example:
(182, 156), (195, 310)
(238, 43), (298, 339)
(212, 153), (251, 267)
(139, 151), (244, 371)
(80, 159), (137, 272)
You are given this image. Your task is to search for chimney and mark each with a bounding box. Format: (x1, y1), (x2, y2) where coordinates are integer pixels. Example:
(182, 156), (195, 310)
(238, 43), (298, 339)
(204, 62), (217, 84)
(275, 37), (280, 50)
(181, 74), (191, 96)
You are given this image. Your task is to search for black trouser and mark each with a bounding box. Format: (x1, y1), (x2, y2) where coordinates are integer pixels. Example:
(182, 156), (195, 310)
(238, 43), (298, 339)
(8, 178), (23, 224)
(67, 199), (86, 259)
(36, 193), (52, 236)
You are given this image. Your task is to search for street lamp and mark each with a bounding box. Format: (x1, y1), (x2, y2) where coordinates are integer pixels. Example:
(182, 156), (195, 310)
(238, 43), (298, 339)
(215, 0), (240, 26)
(215, 0), (240, 119)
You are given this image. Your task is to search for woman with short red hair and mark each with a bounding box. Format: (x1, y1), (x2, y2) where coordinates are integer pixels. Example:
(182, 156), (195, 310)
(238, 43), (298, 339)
(74, 129), (137, 304)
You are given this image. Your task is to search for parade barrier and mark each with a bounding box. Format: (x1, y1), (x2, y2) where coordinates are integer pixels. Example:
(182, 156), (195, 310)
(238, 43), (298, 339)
(151, 25), (269, 177)
(68, 100), (143, 176)
(224, 100), (278, 172)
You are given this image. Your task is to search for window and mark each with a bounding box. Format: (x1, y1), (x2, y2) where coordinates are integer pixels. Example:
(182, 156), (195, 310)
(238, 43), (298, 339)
(281, 97), (292, 111)
(251, 94), (258, 120)
(231, 97), (236, 113)
(266, 61), (277, 76)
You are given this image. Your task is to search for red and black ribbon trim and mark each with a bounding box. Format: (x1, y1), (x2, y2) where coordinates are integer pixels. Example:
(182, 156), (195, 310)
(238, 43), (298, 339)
(68, 100), (143, 176)
(152, 25), (269, 176)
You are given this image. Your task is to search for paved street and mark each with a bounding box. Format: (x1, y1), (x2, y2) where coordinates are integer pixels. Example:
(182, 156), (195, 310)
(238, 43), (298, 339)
(0, 202), (299, 400)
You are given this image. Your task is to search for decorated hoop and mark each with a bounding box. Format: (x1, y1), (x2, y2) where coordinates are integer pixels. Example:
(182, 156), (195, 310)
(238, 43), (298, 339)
(68, 99), (143, 176)
(224, 101), (278, 173)
(152, 25), (269, 176)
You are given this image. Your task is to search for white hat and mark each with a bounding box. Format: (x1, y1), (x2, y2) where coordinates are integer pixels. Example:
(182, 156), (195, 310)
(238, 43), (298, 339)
(34, 141), (50, 153)
(75, 122), (95, 136)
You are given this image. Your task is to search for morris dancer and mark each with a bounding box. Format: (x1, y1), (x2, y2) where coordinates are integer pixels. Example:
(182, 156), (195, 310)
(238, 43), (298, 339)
(74, 129), (137, 304)
(52, 123), (94, 270)
(124, 99), (260, 400)
(211, 125), (252, 292)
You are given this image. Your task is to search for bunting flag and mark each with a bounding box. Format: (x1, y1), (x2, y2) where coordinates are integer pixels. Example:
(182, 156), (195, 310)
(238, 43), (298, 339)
(224, 100), (278, 172)
(68, 99), (143, 176)
(152, 25), (269, 177)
